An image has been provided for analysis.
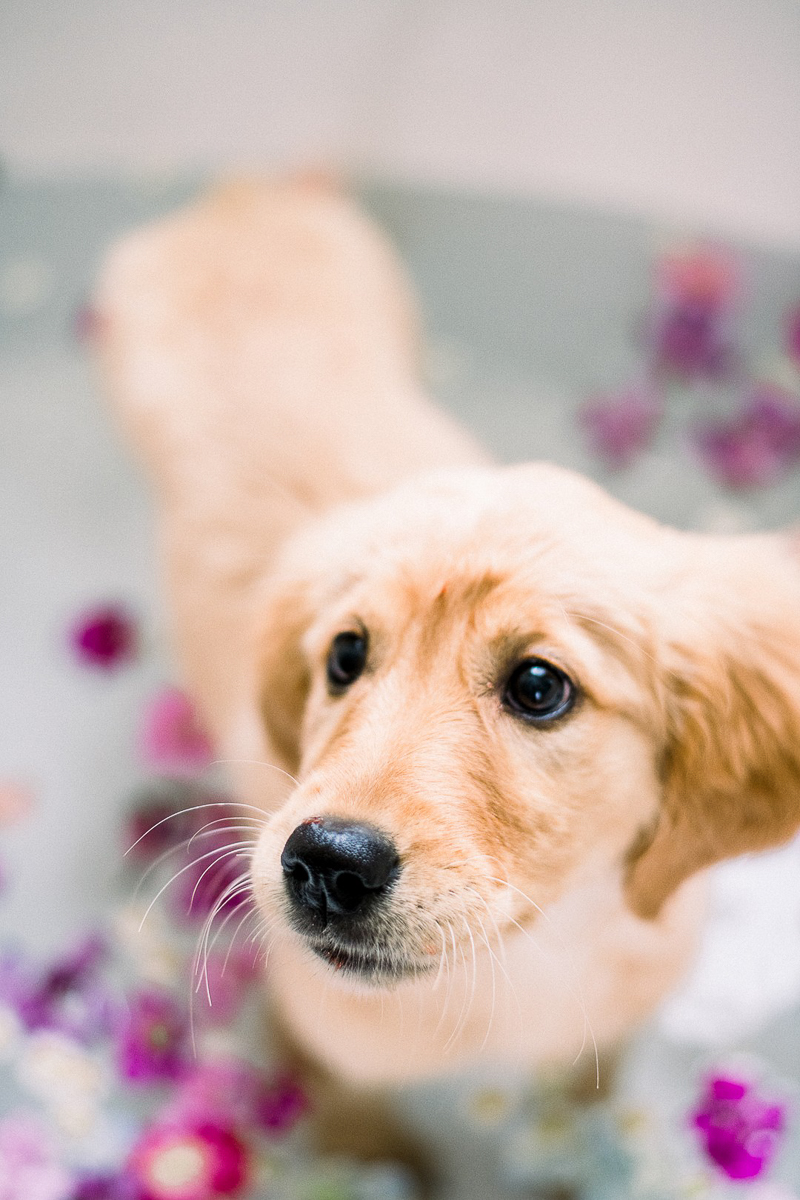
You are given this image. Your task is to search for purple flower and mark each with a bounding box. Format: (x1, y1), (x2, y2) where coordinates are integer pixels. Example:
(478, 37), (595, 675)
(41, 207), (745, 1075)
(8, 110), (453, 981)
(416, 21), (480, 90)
(691, 1072), (786, 1181)
(648, 247), (738, 380)
(70, 605), (137, 671)
(1, 935), (116, 1044)
(694, 385), (800, 489)
(117, 989), (189, 1084)
(139, 689), (214, 779)
(70, 1174), (139, 1200)
(579, 388), (662, 470)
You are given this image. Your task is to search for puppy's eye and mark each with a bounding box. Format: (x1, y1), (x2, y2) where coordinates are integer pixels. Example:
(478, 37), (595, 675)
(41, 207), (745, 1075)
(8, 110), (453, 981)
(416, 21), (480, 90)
(326, 631), (367, 692)
(503, 658), (575, 722)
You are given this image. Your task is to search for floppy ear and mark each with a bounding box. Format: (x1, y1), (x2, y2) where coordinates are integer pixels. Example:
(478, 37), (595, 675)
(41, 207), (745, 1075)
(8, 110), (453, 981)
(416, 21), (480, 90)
(626, 531), (800, 919)
(255, 574), (315, 775)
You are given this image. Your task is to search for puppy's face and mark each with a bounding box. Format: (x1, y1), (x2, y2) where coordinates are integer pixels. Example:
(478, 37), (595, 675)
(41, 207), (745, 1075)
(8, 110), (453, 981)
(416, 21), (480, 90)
(250, 465), (800, 988)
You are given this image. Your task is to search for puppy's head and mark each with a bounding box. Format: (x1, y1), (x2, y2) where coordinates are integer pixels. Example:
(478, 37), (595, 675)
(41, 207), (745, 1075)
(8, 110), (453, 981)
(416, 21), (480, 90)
(250, 464), (800, 986)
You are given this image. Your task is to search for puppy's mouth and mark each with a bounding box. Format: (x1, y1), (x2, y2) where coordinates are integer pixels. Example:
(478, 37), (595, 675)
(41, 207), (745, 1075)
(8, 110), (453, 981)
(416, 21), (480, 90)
(307, 937), (430, 984)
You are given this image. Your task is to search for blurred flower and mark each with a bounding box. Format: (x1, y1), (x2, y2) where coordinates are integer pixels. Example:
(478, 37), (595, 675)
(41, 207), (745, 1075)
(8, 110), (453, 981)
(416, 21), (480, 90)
(117, 989), (189, 1085)
(693, 385), (800, 489)
(70, 606), (137, 671)
(0, 1114), (73, 1200)
(172, 829), (253, 925)
(139, 690), (214, 779)
(126, 1121), (250, 1200)
(787, 304), (800, 369)
(648, 246), (738, 380)
(691, 1072), (786, 1181)
(579, 388), (662, 470)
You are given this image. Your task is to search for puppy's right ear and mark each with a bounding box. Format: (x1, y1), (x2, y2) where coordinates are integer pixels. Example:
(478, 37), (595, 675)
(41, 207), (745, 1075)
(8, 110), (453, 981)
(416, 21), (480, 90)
(256, 576), (314, 774)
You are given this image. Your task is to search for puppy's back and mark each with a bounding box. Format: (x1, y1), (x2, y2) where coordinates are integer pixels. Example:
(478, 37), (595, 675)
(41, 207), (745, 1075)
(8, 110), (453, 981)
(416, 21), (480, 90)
(94, 177), (483, 762)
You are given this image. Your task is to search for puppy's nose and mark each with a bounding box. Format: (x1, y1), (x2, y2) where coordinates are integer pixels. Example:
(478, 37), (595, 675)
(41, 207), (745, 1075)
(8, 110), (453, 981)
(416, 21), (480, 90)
(281, 816), (399, 921)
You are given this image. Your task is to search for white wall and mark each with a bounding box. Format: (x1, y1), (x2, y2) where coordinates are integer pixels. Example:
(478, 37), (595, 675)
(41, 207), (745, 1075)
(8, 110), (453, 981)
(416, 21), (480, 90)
(2, 0), (799, 247)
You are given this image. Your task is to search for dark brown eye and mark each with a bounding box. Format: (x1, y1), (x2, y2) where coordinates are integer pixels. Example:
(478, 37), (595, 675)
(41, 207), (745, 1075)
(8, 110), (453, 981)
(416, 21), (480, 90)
(503, 658), (575, 722)
(326, 632), (367, 692)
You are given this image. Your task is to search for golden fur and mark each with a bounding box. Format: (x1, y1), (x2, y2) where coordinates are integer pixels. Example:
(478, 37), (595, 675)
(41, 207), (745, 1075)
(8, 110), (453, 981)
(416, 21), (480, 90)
(95, 179), (800, 1092)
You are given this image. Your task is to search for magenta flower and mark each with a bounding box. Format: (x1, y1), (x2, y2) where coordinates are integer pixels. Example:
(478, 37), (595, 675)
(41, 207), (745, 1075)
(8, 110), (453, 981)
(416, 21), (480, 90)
(139, 689), (214, 779)
(0, 1114), (73, 1200)
(648, 246), (738, 380)
(126, 1121), (250, 1200)
(254, 1073), (309, 1136)
(70, 605), (137, 671)
(694, 385), (800, 489)
(691, 1072), (786, 1181)
(117, 989), (189, 1084)
(579, 388), (662, 470)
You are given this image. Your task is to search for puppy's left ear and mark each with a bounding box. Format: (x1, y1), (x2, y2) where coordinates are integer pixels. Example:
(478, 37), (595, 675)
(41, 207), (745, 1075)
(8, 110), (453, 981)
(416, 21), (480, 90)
(626, 531), (800, 919)
(255, 573), (315, 775)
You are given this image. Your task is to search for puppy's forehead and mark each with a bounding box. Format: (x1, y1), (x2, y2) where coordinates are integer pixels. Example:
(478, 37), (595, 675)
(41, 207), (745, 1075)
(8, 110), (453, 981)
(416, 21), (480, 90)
(326, 463), (667, 600)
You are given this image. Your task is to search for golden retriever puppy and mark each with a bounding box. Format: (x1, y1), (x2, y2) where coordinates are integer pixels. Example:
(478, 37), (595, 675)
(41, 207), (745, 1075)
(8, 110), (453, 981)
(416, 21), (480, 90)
(94, 180), (800, 1125)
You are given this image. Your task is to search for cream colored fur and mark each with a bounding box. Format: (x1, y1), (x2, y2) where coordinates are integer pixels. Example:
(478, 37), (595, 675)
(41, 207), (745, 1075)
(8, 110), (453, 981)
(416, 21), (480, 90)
(95, 179), (800, 1090)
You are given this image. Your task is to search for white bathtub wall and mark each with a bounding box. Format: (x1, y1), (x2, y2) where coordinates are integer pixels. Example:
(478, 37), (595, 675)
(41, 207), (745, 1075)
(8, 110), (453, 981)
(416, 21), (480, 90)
(2, 0), (799, 249)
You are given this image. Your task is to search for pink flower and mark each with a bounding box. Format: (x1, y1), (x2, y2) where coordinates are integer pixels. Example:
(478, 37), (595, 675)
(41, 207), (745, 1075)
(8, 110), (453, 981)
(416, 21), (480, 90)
(579, 388), (662, 470)
(139, 690), (214, 779)
(165, 1059), (264, 1129)
(693, 385), (800, 489)
(126, 1121), (249, 1200)
(70, 605), (137, 671)
(0, 1114), (73, 1200)
(691, 1072), (786, 1181)
(117, 989), (189, 1084)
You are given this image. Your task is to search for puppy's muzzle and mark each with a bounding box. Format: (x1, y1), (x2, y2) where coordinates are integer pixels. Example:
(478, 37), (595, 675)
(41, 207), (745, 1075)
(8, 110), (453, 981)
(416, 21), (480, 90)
(281, 816), (400, 927)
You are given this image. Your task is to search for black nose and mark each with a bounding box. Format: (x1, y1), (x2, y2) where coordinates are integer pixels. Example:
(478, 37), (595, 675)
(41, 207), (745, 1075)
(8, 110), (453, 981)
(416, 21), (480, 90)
(281, 817), (400, 922)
